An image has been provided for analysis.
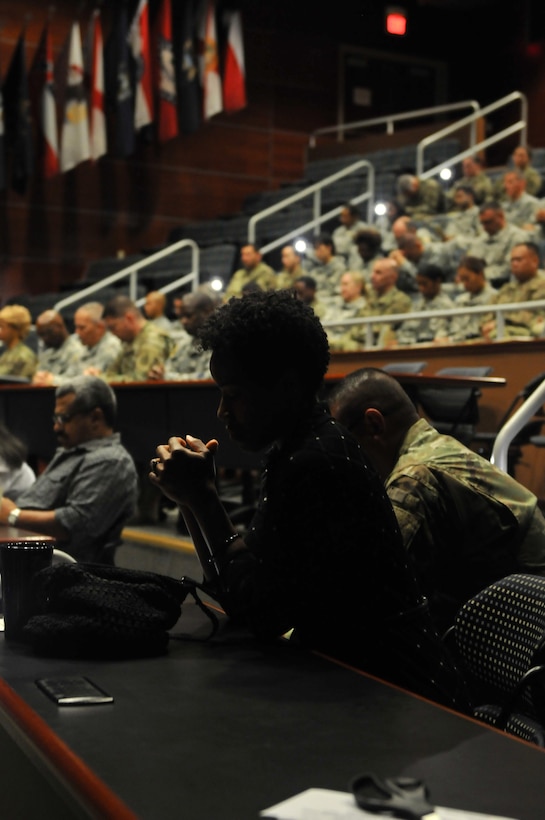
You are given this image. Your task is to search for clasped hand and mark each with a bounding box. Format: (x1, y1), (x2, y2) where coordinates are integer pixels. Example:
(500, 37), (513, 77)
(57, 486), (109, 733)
(149, 434), (218, 507)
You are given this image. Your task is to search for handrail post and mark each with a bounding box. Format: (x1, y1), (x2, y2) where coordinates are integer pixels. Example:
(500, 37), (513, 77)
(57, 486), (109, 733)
(313, 190), (321, 237)
(496, 309), (505, 341)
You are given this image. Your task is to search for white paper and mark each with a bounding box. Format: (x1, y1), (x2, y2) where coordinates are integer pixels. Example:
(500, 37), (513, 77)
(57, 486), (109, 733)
(260, 787), (519, 820)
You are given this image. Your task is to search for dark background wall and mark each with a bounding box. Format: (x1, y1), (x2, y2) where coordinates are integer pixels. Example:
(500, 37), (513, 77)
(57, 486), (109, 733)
(0, 0), (543, 300)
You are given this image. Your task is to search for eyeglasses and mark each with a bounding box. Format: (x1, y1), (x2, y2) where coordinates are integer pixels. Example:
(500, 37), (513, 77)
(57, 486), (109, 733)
(52, 411), (82, 426)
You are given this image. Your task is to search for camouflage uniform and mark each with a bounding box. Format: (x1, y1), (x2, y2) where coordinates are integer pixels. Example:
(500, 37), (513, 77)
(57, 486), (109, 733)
(481, 273), (545, 337)
(333, 287), (412, 350)
(395, 291), (454, 345)
(37, 334), (84, 381)
(323, 296), (367, 345)
(501, 192), (540, 227)
(225, 262), (277, 297)
(448, 283), (496, 342)
(332, 219), (369, 259)
(304, 255), (347, 298)
(467, 223), (530, 284)
(397, 178), (444, 219)
(74, 331), (122, 375)
(448, 172), (494, 205)
(386, 417), (545, 629)
(0, 341), (37, 379)
(105, 322), (173, 382)
(276, 264), (304, 290)
(443, 205), (481, 239)
(163, 335), (212, 381)
(494, 165), (543, 198)
(346, 250), (384, 282)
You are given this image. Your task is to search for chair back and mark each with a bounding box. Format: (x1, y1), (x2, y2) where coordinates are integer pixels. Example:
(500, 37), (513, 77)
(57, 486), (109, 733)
(417, 366), (493, 443)
(382, 361), (427, 374)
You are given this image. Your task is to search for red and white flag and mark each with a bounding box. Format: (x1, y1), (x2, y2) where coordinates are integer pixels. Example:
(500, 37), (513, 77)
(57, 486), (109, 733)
(60, 22), (90, 172)
(88, 10), (107, 160)
(29, 23), (59, 178)
(155, 0), (178, 141)
(198, 1), (222, 120)
(128, 0), (153, 130)
(222, 12), (246, 113)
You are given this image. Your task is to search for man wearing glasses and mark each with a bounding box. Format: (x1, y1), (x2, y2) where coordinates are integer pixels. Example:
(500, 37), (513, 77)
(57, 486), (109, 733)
(0, 376), (138, 563)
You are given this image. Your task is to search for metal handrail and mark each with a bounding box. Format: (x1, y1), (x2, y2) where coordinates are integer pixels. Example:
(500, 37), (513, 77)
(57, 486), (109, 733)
(321, 297), (545, 349)
(54, 239), (200, 313)
(248, 160), (374, 252)
(309, 100), (481, 146)
(492, 377), (545, 473)
(417, 91), (528, 178)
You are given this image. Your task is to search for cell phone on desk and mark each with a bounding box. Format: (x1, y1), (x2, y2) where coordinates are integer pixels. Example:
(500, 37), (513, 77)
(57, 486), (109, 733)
(36, 676), (114, 706)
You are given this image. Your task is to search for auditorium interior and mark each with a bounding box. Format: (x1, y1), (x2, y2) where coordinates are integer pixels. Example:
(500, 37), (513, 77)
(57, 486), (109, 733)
(2, 0), (545, 816)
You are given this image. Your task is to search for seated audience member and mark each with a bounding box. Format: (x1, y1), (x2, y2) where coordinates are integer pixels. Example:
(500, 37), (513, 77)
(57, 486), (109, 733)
(33, 310), (84, 386)
(225, 244), (276, 297)
(0, 305), (37, 380)
(374, 200), (406, 252)
(332, 258), (412, 351)
(447, 155), (494, 205)
(480, 241), (545, 339)
(395, 174), (444, 219)
(276, 245), (304, 290)
(499, 170), (540, 228)
(394, 265), (454, 346)
(323, 271), (367, 344)
(149, 291), (216, 381)
(305, 234), (346, 299)
(330, 368), (545, 631)
(466, 202), (530, 285)
(72, 302), (122, 376)
(441, 256), (496, 343)
(0, 422), (35, 501)
(389, 234), (456, 291)
(498, 145), (543, 197)
(293, 275), (328, 319)
(102, 295), (173, 382)
(0, 376), (138, 563)
(347, 228), (383, 280)
(149, 290), (467, 709)
(332, 203), (369, 260)
(443, 186), (481, 239)
(143, 291), (173, 331)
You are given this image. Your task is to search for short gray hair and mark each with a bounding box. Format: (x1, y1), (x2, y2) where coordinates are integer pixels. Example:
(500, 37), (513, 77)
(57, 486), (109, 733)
(56, 376), (117, 427)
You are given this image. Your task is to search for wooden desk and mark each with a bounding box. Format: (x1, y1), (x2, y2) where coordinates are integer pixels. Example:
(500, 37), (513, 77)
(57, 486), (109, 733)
(0, 607), (543, 819)
(382, 372), (507, 389)
(0, 525), (55, 546)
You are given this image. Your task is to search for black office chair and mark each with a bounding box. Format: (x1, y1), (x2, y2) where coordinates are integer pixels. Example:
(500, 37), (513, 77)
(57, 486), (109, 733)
(474, 371), (545, 473)
(416, 366), (493, 445)
(382, 361), (427, 374)
(448, 574), (545, 746)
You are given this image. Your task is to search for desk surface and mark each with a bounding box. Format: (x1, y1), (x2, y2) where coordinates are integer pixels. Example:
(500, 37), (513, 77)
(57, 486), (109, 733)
(0, 606), (543, 820)
(383, 372), (507, 389)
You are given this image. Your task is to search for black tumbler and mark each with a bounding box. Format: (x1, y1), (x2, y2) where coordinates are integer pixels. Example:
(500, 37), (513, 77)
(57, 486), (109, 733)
(0, 541), (53, 642)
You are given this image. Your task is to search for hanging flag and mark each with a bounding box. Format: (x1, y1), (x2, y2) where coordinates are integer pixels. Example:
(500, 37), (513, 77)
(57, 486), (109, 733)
(88, 10), (107, 161)
(60, 22), (90, 172)
(198, 1), (222, 120)
(155, 0), (178, 141)
(105, 5), (135, 157)
(177, 0), (200, 134)
(222, 12), (246, 113)
(129, 0), (153, 131)
(29, 23), (59, 179)
(3, 33), (34, 194)
(0, 88), (6, 191)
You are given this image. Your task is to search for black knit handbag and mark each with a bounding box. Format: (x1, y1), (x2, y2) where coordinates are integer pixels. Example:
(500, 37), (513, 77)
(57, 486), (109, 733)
(22, 563), (218, 659)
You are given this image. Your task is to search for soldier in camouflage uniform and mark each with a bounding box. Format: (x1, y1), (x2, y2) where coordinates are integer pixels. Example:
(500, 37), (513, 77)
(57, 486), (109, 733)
(443, 186), (481, 240)
(67, 302), (122, 377)
(34, 310), (84, 385)
(444, 256), (496, 343)
(149, 291), (216, 381)
(395, 174), (444, 219)
(330, 367), (545, 630)
(304, 234), (346, 299)
(103, 295), (173, 382)
(276, 245), (304, 290)
(0, 305), (37, 380)
(225, 244), (276, 297)
(447, 156), (494, 206)
(331, 258), (412, 350)
(466, 202), (530, 285)
(481, 241), (545, 338)
(494, 146), (543, 198)
(394, 265), (454, 345)
(500, 171), (540, 227)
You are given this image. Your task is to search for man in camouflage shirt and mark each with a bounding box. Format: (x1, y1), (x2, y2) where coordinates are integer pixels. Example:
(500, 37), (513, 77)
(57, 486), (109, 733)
(0, 305), (37, 380)
(466, 202), (530, 285)
(330, 367), (545, 631)
(149, 291), (215, 381)
(33, 310), (84, 386)
(395, 174), (444, 219)
(102, 295), (173, 382)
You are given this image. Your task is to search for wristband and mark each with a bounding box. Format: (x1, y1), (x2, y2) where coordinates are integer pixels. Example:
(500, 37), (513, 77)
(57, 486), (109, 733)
(7, 508), (21, 527)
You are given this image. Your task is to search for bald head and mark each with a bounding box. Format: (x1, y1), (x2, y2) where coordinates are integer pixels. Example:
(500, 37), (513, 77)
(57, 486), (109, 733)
(330, 367), (418, 479)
